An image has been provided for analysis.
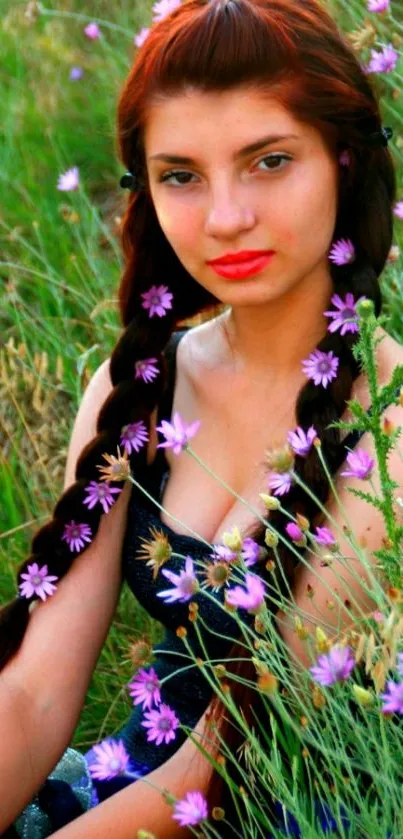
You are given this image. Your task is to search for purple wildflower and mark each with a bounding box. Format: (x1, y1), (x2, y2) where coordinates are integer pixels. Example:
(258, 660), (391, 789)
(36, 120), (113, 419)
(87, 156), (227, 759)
(134, 27), (150, 48)
(57, 166), (79, 192)
(173, 791), (209, 827)
(152, 0), (182, 22)
(366, 44), (399, 75)
(120, 421), (149, 455)
(314, 526), (337, 547)
(19, 563), (58, 602)
(210, 544), (238, 563)
(141, 703), (180, 745)
(324, 292), (364, 336)
(62, 520), (92, 552)
(301, 349), (339, 388)
(286, 522), (305, 544)
(328, 238), (356, 266)
(141, 284), (173, 318)
(367, 0), (390, 10)
(287, 425), (317, 457)
(84, 22), (101, 40)
(267, 471), (293, 496)
(88, 739), (130, 780)
(157, 555), (199, 604)
(156, 411), (201, 455)
(380, 681), (403, 715)
(310, 645), (356, 686)
(226, 573), (266, 613)
(396, 653), (403, 678)
(134, 357), (159, 383)
(128, 667), (161, 710)
(83, 481), (122, 514)
(69, 67), (83, 81)
(241, 537), (261, 567)
(340, 449), (374, 480)
(393, 201), (403, 220)
(339, 149), (351, 167)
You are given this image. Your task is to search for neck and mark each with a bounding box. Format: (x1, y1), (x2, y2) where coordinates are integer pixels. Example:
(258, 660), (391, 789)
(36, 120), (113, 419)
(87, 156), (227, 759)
(220, 266), (333, 382)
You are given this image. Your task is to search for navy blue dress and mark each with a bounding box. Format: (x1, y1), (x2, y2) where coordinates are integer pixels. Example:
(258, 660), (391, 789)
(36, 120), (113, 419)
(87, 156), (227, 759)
(8, 329), (381, 837)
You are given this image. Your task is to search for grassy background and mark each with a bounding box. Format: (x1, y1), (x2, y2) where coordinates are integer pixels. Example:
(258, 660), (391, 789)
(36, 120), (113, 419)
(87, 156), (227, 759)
(1, 0), (403, 750)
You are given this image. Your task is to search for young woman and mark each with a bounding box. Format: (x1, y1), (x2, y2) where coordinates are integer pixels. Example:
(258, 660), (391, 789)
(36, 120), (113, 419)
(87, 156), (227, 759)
(1, 0), (402, 834)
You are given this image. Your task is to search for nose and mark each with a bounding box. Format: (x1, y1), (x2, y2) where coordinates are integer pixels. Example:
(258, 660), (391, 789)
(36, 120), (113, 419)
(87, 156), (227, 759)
(204, 180), (256, 238)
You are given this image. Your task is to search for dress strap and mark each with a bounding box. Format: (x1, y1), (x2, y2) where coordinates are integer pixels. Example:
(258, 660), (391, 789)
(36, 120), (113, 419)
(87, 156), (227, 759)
(157, 329), (190, 425)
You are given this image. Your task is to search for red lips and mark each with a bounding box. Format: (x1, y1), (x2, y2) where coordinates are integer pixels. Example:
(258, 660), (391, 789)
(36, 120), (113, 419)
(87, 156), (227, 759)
(207, 249), (275, 265)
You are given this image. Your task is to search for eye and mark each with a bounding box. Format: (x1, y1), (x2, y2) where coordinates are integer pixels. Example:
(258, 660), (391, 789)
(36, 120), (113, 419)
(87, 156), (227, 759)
(256, 152), (292, 172)
(158, 152), (292, 187)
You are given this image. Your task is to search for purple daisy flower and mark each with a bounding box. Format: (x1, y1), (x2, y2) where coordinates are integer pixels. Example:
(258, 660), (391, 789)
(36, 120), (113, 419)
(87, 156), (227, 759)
(324, 292), (365, 336)
(314, 526), (337, 547)
(340, 448), (374, 480)
(57, 166), (79, 192)
(210, 544), (238, 563)
(152, 0), (182, 22)
(267, 471), (293, 496)
(62, 520), (92, 552)
(141, 284), (173, 318)
(241, 537), (261, 567)
(157, 555), (199, 604)
(128, 667), (161, 710)
(156, 411), (201, 455)
(69, 66), (84, 81)
(328, 238), (356, 266)
(84, 22), (101, 40)
(287, 425), (317, 457)
(141, 703), (180, 745)
(173, 791), (209, 827)
(393, 201), (403, 220)
(302, 349), (339, 388)
(134, 27), (150, 48)
(310, 645), (356, 686)
(88, 739), (130, 780)
(380, 681), (403, 714)
(366, 44), (399, 74)
(83, 481), (122, 514)
(120, 421), (149, 455)
(19, 563), (58, 601)
(397, 653), (403, 678)
(134, 357), (159, 383)
(226, 572), (266, 612)
(367, 0), (390, 11)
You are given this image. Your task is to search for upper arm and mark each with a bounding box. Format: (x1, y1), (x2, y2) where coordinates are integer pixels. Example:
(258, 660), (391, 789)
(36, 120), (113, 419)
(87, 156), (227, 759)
(276, 400), (403, 667)
(64, 358), (112, 490)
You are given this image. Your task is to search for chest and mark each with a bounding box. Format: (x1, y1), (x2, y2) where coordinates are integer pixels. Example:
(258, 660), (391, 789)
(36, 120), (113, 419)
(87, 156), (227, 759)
(149, 376), (298, 545)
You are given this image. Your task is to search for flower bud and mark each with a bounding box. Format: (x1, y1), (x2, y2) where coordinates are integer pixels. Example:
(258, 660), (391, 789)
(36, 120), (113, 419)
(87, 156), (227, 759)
(265, 528), (278, 548)
(352, 684), (374, 707)
(212, 807), (226, 821)
(265, 444), (295, 473)
(356, 298), (373, 319)
(285, 522), (307, 548)
(315, 626), (331, 653)
(295, 513), (310, 531)
(259, 492), (281, 511)
(222, 526), (243, 552)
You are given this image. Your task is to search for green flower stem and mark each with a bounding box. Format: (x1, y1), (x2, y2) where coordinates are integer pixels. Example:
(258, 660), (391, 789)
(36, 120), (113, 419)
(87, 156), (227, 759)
(358, 314), (402, 586)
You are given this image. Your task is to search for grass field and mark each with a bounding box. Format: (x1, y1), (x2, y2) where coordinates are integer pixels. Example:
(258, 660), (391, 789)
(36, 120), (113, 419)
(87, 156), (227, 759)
(1, 0), (403, 751)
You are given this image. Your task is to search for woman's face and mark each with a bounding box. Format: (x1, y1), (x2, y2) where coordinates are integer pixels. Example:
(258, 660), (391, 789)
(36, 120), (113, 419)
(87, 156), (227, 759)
(144, 87), (340, 308)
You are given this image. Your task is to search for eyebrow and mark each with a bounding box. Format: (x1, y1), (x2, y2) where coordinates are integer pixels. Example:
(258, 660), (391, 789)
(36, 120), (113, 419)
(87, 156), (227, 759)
(148, 133), (300, 164)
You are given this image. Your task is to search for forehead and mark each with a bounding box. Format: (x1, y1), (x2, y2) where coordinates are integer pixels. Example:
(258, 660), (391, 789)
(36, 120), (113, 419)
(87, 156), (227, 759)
(144, 87), (313, 155)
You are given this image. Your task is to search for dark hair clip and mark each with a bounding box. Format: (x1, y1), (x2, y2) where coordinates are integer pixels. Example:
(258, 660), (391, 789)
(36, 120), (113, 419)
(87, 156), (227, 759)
(120, 171), (139, 191)
(365, 126), (393, 148)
